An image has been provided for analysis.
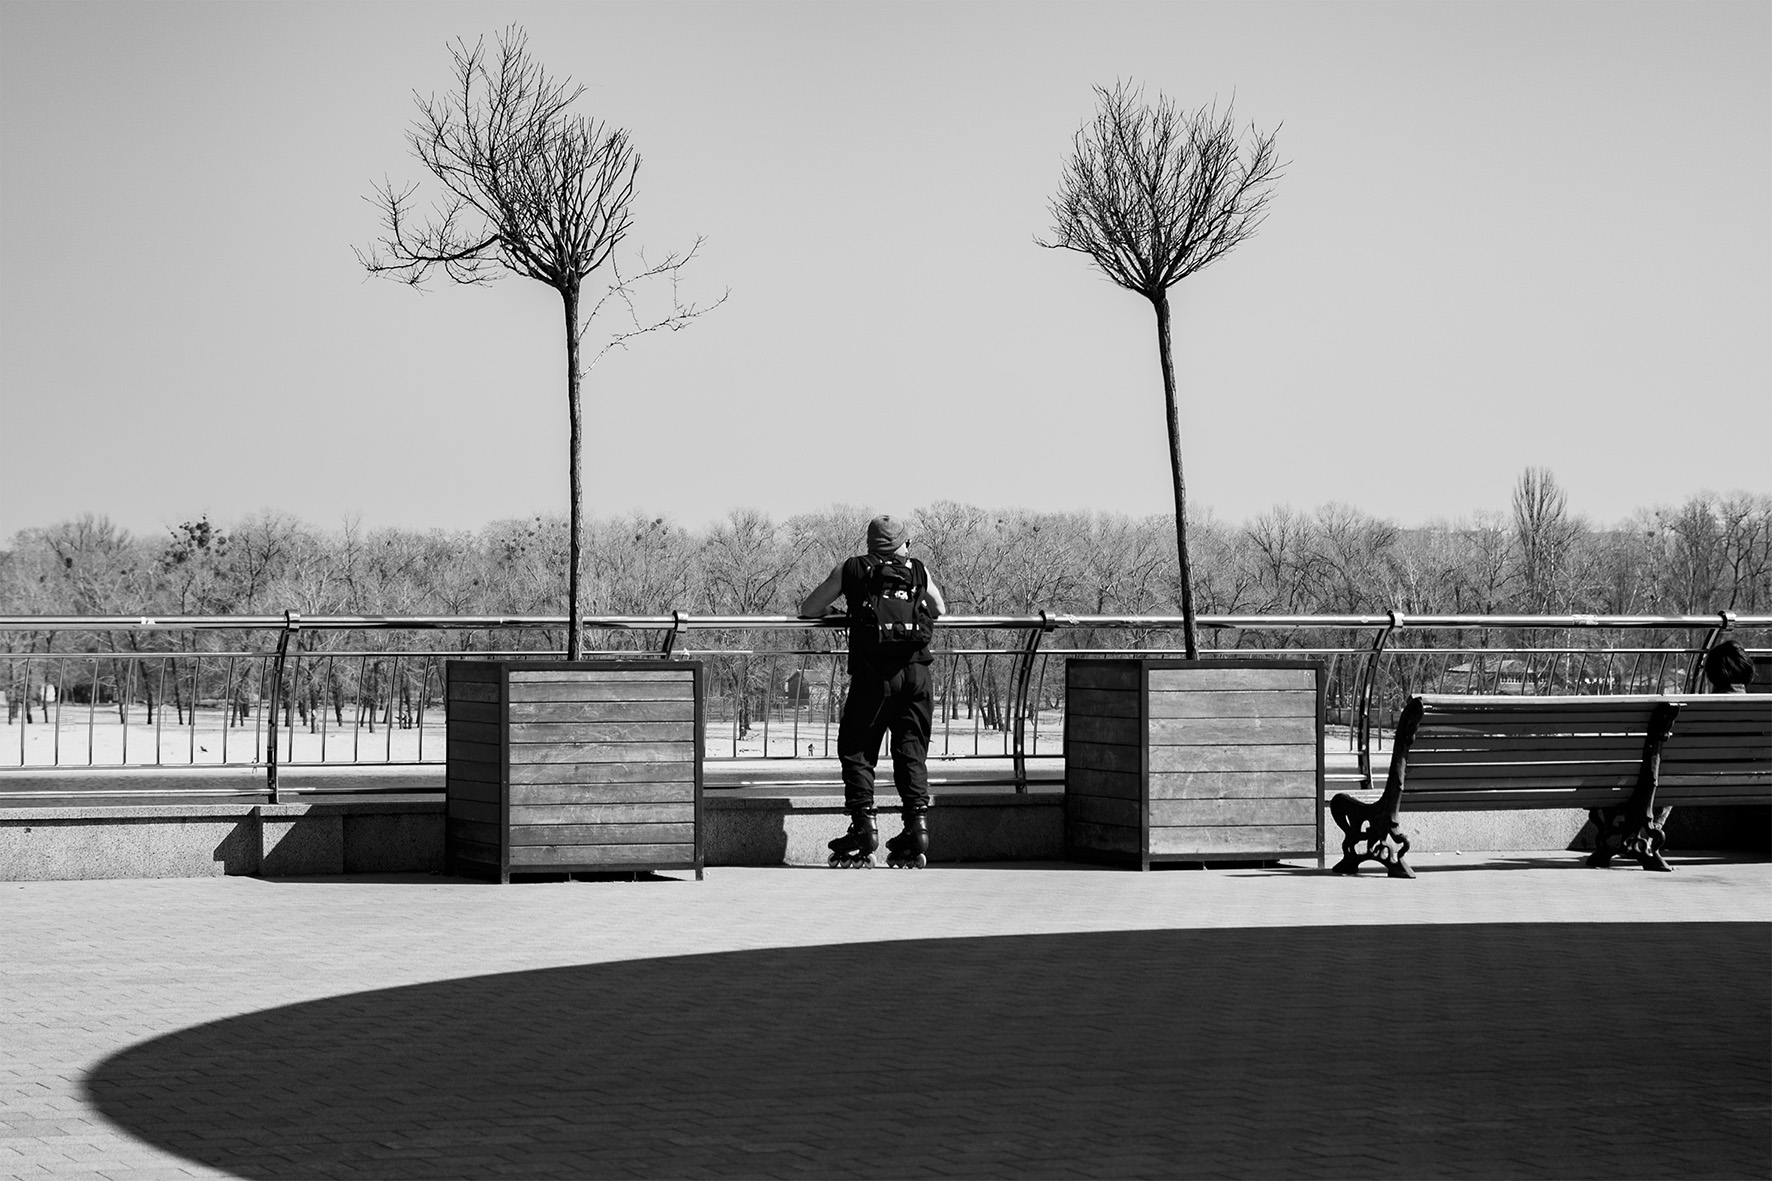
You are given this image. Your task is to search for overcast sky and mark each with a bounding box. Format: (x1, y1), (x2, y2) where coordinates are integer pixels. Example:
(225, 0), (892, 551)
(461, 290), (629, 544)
(2, 1), (1767, 541)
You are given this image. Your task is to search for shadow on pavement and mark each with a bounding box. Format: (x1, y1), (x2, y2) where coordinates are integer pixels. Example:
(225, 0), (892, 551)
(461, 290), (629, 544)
(86, 923), (1769, 1180)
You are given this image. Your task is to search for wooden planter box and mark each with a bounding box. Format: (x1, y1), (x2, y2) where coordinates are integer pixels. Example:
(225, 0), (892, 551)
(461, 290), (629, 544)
(445, 660), (703, 882)
(1064, 658), (1324, 869)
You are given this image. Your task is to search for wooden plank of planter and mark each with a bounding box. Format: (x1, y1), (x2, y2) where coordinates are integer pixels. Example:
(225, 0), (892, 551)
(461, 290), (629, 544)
(449, 818), (503, 847)
(511, 668), (691, 681)
(1150, 797), (1317, 827)
(1067, 768), (1142, 798)
(1150, 825), (1317, 855)
(1148, 667), (1316, 692)
(510, 822), (696, 845)
(447, 700), (504, 723)
(451, 838), (500, 865)
(509, 761), (695, 785)
(505, 681), (695, 702)
(1149, 744), (1316, 773)
(1149, 770), (1318, 800)
(512, 802), (696, 825)
(1149, 714), (1318, 746)
(1067, 662), (1141, 691)
(1067, 794), (1141, 827)
(449, 798), (502, 823)
(447, 778), (501, 805)
(1148, 690), (1317, 719)
(511, 782), (694, 807)
(447, 719), (504, 745)
(1067, 688), (1141, 719)
(507, 720), (696, 744)
(510, 741), (690, 765)
(1069, 714), (1141, 746)
(446, 737), (501, 763)
(512, 844), (693, 867)
(1068, 741), (1143, 775)
(448, 759), (501, 785)
(1067, 820), (1141, 854)
(508, 699), (696, 723)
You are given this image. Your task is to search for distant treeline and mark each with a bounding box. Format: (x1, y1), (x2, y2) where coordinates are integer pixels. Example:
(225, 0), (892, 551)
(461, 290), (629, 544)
(2, 481), (1769, 622)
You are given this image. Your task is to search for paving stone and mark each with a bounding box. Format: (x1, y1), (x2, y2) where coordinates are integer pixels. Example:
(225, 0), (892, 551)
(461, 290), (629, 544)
(2, 855), (1768, 1178)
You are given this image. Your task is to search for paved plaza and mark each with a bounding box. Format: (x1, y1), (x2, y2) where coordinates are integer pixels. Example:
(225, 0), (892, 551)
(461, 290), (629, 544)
(3, 853), (1769, 1179)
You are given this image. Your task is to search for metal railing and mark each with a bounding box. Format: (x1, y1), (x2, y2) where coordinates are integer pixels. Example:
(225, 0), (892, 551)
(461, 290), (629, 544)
(1, 612), (1764, 799)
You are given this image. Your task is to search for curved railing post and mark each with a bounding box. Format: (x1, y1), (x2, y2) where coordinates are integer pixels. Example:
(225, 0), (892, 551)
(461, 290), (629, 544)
(1011, 611), (1066, 793)
(265, 611), (299, 802)
(661, 611), (689, 659)
(1355, 611), (1404, 791)
(1686, 610), (1737, 693)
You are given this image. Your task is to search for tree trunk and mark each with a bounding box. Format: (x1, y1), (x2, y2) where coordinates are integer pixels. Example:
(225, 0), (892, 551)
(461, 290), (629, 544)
(1153, 291), (1200, 658)
(563, 283), (584, 661)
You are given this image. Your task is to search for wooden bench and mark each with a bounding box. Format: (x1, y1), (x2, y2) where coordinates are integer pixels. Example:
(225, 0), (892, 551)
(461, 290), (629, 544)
(1329, 694), (1771, 878)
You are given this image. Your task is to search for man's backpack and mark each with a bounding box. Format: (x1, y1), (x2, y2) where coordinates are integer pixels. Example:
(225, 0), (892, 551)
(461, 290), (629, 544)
(853, 555), (935, 651)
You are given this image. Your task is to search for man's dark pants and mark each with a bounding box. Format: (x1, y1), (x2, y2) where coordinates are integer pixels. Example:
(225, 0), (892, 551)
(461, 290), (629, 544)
(837, 661), (933, 814)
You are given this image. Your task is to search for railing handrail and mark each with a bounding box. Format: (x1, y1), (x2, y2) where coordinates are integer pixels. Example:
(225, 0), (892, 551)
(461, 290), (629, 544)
(3, 612), (1761, 801)
(1, 611), (1764, 633)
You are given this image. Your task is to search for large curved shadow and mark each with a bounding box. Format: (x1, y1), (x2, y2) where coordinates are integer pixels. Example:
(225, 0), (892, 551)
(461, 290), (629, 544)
(88, 923), (1768, 1179)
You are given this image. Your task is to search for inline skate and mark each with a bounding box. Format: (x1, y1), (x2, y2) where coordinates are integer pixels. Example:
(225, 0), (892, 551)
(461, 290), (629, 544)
(827, 808), (878, 868)
(884, 806), (929, 869)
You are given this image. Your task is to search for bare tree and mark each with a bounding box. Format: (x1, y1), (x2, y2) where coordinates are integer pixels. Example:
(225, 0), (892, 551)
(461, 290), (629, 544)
(1511, 467), (1583, 612)
(359, 26), (723, 658)
(1043, 82), (1281, 657)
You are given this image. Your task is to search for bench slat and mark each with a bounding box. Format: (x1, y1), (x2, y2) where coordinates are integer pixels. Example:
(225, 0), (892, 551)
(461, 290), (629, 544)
(1660, 761), (1772, 775)
(1405, 789), (1633, 809)
(1407, 757), (1642, 775)
(1414, 721), (1660, 735)
(1406, 772), (1639, 790)
(1662, 746), (1772, 763)
(1412, 736), (1653, 754)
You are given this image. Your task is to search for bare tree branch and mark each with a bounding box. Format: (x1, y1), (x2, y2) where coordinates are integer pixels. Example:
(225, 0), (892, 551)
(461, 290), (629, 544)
(584, 240), (731, 371)
(1040, 80), (1283, 657)
(1040, 81), (1282, 299)
(358, 24), (722, 658)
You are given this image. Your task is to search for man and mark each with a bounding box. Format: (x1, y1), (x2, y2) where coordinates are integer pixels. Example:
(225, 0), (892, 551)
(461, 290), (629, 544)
(799, 515), (948, 867)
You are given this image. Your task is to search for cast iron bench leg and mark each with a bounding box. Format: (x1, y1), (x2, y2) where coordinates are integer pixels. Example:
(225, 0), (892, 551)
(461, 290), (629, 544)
(1585, 701), (1680, 873)
(1328, 698), (1420, 879)
(1587, 805), (1673, 872)
(1330, 793), (1415, 878)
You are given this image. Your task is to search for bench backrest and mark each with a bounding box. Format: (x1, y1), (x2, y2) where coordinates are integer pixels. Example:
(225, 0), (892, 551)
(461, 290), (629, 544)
(1395, 693), (1772, 810)
(1398, 695), (1678, 810)
(1658, 695), (1772, 804)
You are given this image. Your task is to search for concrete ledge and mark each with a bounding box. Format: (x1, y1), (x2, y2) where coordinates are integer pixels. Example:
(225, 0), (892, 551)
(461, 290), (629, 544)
(2, 786), (1759, 881)
(0, 800), (445, 881)
(707, 790), (1064, 867)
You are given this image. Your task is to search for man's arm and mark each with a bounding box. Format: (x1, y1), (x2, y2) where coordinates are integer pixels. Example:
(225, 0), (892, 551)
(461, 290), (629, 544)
(921, 568), (947, 619)
(798, 563), (846, 618)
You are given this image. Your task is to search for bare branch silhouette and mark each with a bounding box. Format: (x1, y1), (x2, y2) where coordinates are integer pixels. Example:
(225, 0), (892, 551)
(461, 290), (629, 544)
(1042, 81), (1282, 657)
(358, 26), (722, 657)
